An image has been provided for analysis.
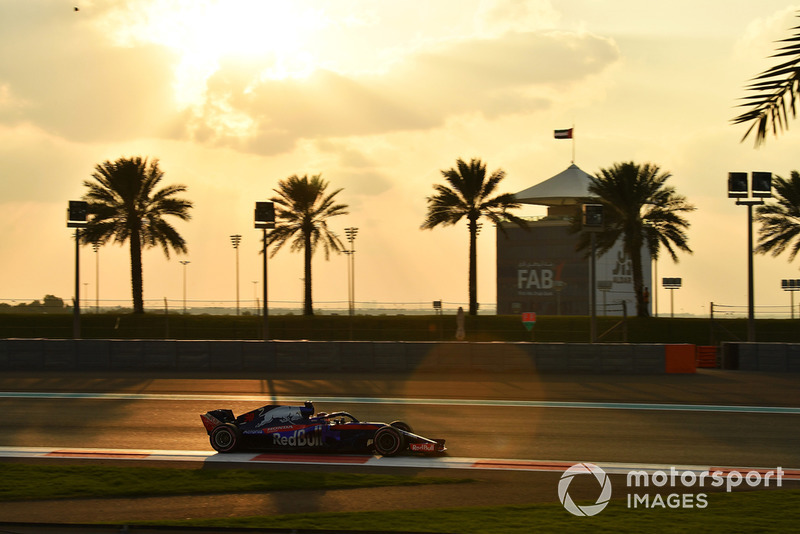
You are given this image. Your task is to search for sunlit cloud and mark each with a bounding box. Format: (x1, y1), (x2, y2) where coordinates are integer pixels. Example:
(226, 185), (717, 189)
(173, 29), (619, 153)
(97, 0), (330, 105)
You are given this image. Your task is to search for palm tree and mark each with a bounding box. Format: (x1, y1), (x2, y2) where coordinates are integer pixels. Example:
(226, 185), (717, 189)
(80, 156), (193, 314)
(268, 174), (349, 316)
(422, 157), (528, 316)
(732, 12), (800, 145)
(756, 171), (800, 261)
(577, 162), (695, 318)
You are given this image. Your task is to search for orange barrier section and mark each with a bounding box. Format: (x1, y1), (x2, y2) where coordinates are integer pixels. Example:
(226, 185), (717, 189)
(665, 344), (697, 373)
(696, 346), (718, 368)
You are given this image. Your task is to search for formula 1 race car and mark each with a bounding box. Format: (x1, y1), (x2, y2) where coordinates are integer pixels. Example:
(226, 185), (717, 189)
(200, 401), (446, 457)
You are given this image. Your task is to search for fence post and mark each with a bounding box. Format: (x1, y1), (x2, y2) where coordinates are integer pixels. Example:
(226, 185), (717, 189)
(164, 297), (169, 339)
(709, 301), (714, 345)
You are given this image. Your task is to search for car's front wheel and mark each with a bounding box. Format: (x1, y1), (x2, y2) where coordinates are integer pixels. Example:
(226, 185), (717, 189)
(210, 423), (240, 453)
(373, 426), (405, 456)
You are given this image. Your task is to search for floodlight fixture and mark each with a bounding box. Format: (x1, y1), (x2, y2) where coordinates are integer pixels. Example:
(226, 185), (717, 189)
(727, 172), (748, 199)
(255, 201), (275, 229)
(582, 203), (604, 229)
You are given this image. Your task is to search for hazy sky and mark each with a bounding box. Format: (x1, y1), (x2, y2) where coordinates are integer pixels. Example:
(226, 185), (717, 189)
(3, 0), (800, 316)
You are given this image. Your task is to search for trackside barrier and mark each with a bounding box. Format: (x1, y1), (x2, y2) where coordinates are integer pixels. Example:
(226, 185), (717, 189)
(2, 339), (795, 373)
(696, 346), (718, 368)
(720, 342), (800, 372)
(664, 344), (696, 374)
(0, 339), (680, 374)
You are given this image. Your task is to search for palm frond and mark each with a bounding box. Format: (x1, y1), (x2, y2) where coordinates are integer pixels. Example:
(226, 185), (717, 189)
(755, 172), (800, 260)
(733, 12), (800, 146)
(267, 173), (348, 257)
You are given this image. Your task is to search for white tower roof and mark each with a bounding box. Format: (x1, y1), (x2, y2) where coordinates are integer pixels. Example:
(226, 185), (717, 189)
(514, 163), (594, 206)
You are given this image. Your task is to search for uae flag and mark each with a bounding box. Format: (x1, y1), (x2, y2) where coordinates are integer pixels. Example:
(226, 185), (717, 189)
(554, 128), (573, 139)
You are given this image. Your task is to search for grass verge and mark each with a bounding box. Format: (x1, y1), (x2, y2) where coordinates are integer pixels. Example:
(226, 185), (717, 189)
(4, 465), (797, 532)
(144, 490), (800, 533)
(0, 464), (466, 502)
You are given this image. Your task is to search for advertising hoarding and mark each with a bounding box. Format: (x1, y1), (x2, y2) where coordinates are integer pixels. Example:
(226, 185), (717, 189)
(496, 221), (650, 316)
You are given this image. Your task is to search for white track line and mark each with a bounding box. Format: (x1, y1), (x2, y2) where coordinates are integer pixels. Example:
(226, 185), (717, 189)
(1, 392), (799, 414)
(0, 446), (797, 480)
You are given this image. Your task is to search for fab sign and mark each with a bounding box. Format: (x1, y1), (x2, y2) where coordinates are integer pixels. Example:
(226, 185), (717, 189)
(517, 269), (554, 290)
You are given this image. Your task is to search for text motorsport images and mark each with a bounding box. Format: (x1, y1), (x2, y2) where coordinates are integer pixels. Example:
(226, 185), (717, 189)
(557, 462), (786, 516)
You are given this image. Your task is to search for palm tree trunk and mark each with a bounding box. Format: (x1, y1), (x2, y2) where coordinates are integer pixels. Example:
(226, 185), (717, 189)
(629, 244), (649, 318)
(130, 232), (144, 314)
(468, 217), (478, 316)
(303, 230), (313, 316)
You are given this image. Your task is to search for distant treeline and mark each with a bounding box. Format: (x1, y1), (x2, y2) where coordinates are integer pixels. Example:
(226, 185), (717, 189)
(0, 295), (69, 313)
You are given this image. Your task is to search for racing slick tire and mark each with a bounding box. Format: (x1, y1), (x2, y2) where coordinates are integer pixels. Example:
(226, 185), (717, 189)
(210, 423), (241, 453)
(389, 420), (413, 433)
(373, 426), (405, 456)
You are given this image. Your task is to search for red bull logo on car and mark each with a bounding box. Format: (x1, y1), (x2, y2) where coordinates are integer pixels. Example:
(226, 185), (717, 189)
(272, 427), (323, 447)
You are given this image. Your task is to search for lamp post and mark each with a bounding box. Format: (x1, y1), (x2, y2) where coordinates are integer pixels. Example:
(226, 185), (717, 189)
(782, 279), (800, 319)
(728, 172), (772, 342)
(343, 247), (352, 314)
(255, 202), (275, 341)
(179, 260), (190, 314)
(583, 204), (604, 342)
(662, 277), (682, 318)
(345, 227), (359, 316)
(92, 241), (100, 314)
(230, 234), (242, 315)
(67, 201), (88, 338)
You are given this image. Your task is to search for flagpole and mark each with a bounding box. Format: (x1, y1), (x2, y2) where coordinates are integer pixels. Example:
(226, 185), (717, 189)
(572, 124), (575, 164)
(554, 127), (576, 164)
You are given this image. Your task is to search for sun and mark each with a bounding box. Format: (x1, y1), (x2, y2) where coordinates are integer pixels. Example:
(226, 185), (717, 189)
(101, 0), (327, 106)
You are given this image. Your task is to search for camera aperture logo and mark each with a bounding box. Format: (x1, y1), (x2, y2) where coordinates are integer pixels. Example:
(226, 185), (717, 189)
(558, 463), (612, 516)
(559, 463), (785, 516)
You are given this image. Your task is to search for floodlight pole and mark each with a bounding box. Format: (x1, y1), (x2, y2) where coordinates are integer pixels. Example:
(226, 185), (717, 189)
(93, 242), (100, 314)
(729, 198), (761, 342)
(668, 288), (675, 318)
(74, 228), (81, 338)
(180, 260), (190, 314)
(590, 232), (597, 342)
(230, 235), (242, 315)
(582, 204), (603, 343)
(729, 171), (771, 343)
(735, 199), (763, 342)
(781, 279), (800, 320)
(67, 200), (88, 339)
(255, 201), (275, 341)
(747, 203), (755, 341)
(262, 228), (269, 341)
(345, 227), (358, 316)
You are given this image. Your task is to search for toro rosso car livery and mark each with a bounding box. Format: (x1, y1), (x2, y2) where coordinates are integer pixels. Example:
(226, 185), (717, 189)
(200, 401), (446, 456)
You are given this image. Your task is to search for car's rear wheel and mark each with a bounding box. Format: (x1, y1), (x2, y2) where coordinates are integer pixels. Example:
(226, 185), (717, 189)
(389, 420), (413, 433)
(210, 423), (240, 453)
(373, 426), (405, 456)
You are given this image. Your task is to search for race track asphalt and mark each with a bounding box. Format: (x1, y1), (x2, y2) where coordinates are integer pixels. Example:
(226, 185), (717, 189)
(0, 369), (798, 526)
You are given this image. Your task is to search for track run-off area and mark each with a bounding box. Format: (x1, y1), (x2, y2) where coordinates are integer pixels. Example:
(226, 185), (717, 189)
(1, 369), (800, 471)
(1, 371), (800, 524)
